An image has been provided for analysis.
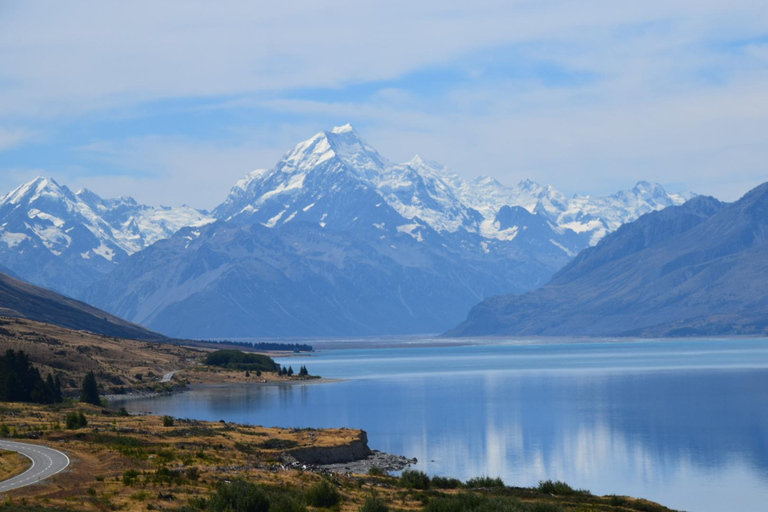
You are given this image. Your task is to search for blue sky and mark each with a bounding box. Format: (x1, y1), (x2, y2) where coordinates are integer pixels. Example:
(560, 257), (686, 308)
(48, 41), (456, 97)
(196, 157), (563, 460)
(1, 1), (767, 209)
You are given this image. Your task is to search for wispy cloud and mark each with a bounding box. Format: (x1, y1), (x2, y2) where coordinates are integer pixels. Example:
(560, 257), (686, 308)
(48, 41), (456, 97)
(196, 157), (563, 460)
(0, 0), (767, 204)
(0, 128), (34, 152)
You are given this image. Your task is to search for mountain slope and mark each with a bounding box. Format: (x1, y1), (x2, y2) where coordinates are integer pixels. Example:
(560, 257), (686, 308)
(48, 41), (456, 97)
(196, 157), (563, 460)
(449, 184), (768, 337)
(0, 271), (165, 341)
(85, 125), (692, 338)
(0, 177), (212, 297)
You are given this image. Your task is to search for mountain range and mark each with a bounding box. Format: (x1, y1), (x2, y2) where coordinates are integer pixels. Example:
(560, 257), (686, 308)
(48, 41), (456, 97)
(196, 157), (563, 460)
(0, 177), (211, 297)
(0, 125), (690, 337)
(450, 182), (768, 337)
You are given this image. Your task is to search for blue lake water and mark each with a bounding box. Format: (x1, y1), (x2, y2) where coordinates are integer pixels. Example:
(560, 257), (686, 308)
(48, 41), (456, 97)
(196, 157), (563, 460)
(114, 338), (768, 512)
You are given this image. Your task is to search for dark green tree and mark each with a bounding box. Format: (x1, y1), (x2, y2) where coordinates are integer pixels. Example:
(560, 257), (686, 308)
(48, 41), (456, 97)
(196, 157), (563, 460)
(287, 366), (294, 376)
(0, 349), (59, 404)
(53, 374), (63, 403)
(80, 371), (101, 405)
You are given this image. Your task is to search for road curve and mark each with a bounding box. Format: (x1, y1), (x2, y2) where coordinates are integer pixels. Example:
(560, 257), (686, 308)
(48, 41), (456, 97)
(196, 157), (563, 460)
(0, 440), (69, 493)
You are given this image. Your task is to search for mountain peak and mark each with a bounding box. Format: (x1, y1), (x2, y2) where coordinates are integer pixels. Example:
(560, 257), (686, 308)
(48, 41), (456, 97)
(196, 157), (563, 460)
(409, 154), (425, 166)
(2, 176), (70, 206)
(516, 178), (543, 192)
(330, 123), (356, 134)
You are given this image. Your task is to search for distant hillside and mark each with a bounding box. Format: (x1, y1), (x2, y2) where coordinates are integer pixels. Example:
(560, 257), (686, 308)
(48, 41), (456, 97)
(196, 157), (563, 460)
(0, 317), (200, 395)
(0, 271), (166, 341)
(449, 182), (768, 337)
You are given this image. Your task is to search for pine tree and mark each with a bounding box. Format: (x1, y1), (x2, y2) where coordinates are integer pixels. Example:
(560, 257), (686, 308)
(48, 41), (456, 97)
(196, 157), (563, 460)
(53, 375), (63, 403)
(287, 366), (294, 376)
(80, 371), (100, 406)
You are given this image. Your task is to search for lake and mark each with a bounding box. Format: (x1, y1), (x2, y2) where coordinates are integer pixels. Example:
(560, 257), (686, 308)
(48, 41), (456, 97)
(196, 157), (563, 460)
(113, 338), (768, 512)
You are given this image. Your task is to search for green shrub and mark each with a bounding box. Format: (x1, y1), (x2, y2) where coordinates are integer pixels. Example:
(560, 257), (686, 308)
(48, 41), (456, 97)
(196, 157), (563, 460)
(186, 467), (200, 481)
(208, 479), (270, 512)
(424, 493), (484, 512)
(163, 415), (174, 427)
(425, 494), (531, 512)
(65, 411), (87, 429)
(465, 476), (504, 489)
(431, 476), (463, 489)
(266, 489), (307, 512)
(305, 480), (341, 508)
(360, 496), (389, 512)
(130, 490), (149, 501)
(537, 480), (587, 496)
(399, 469), (431, 490)
(122, 469), (140, 486)
(367, 466), (386, 477)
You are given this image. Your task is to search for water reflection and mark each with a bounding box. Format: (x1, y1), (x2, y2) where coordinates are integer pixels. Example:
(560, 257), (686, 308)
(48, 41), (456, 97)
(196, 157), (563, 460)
(115, 341), (768, 512)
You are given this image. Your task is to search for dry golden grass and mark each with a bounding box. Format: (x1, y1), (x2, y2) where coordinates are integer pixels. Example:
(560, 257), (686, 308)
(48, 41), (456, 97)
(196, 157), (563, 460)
(0, 448), (31, 482)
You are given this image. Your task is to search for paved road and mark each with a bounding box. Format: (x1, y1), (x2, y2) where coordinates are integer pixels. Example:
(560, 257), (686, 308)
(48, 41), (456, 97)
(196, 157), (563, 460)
(161, 370), (177, 383)
(0, 440), (70, 493)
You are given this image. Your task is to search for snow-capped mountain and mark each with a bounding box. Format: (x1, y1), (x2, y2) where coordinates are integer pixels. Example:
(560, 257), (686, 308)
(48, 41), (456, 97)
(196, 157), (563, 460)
(0, 177), (212, 296)
(216, 124), (688, 248)
(83, 125), (692, 338)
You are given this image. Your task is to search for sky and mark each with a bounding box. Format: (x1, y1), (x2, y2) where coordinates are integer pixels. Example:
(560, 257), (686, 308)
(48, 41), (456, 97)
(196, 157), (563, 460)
(1, 0), (767, 210)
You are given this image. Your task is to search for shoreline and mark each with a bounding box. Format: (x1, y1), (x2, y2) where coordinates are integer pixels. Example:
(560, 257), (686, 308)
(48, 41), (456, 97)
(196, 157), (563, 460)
(104, 376), (343, 403)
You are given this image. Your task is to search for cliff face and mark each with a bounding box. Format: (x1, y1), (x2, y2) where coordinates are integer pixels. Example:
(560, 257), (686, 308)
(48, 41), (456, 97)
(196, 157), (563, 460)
(287, 431), (372, 464)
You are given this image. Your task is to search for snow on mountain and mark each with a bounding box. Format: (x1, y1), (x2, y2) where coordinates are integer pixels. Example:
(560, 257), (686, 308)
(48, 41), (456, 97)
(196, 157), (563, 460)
(81, 124), (695, 338)
(218, 124), (689, 250)
(0, 177), (212, 296)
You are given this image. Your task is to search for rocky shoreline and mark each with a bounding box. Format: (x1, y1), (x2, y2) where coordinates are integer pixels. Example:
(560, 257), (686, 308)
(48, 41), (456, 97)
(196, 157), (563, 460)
(317, 450), (417, 474)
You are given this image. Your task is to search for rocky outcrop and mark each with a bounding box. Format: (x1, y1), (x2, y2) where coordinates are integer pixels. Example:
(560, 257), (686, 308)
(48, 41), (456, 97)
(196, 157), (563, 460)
(287, 431), (372, 465)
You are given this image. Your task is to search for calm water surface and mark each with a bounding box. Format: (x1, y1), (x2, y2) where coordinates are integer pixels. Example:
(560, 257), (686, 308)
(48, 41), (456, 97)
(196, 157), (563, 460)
(114, 338), (768, 512)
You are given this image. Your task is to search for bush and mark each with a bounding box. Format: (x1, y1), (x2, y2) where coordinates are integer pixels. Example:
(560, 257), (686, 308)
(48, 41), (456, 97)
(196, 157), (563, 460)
(208, 479), (270, 512)
(537, 480), (587, 496)
(305, 480), (341, 508)
(465, 476), (504, 489)
(425, 494), (532, 512)
(424, 493), (484, 512)
(399, 469), (431, 490)
(431, 476), (463, 489)
(163, 415), (175, 427)
(266, 489), (307, 512)
(117, 407), (130, 417)
(123, 469), (140, 486)
(360, 497), (389, 512)
(367, 466), (386, 477)
(65, 411), (87, 429)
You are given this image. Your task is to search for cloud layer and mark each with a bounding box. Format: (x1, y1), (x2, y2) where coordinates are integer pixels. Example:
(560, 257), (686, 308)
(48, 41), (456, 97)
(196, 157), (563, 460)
(1, 1), (767, 207)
